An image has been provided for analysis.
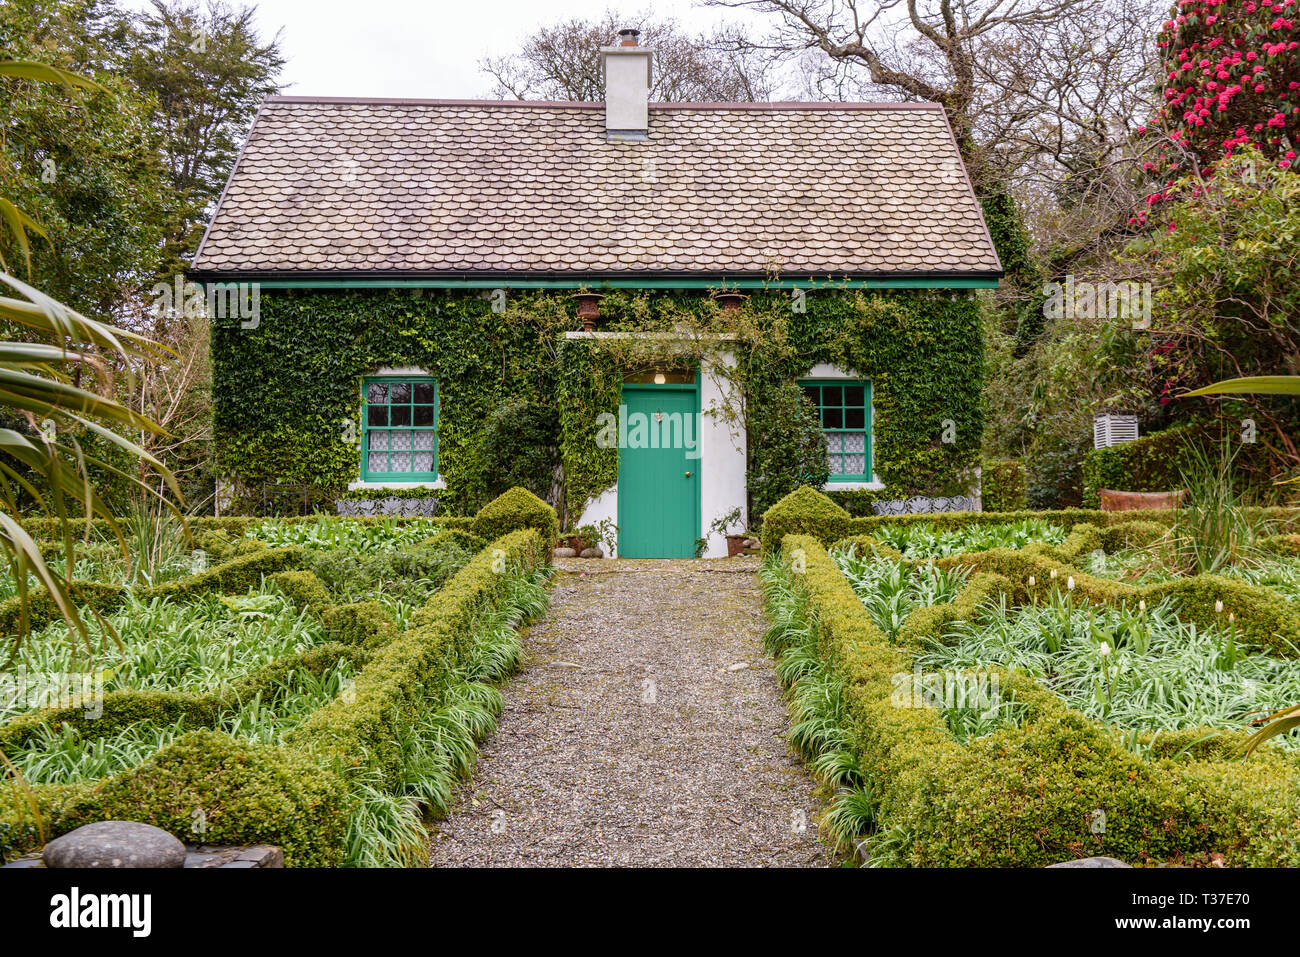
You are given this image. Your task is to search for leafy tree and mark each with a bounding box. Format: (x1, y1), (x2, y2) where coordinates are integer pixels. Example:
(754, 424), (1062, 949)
(1127, 147), (1300, 476)
(480, 400), (563, 520)
(0, 0), (170, 319)
(121, 0), (285, 282)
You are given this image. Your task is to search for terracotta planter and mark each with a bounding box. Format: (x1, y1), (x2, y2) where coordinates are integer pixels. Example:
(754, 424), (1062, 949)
(725, 534), (750, 557)
(560, 535), (588, 552)
(1099, 488), (1187, 512)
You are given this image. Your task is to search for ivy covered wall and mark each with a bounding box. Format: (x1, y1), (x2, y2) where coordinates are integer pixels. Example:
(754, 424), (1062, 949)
(211, 286), (984, 516)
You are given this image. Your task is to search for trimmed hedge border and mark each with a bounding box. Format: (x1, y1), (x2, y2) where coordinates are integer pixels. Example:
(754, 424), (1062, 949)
(0, 547), (305, 639)
(0, 487), (555, 866)
(763, 487), (1300, 866)
(763, 485), (1300, 553)
(17, 513), (477, 544)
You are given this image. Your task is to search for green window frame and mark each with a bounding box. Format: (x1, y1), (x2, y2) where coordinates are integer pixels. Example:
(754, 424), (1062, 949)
(799, 379), (872, 481)
(360, 377), (438, 482)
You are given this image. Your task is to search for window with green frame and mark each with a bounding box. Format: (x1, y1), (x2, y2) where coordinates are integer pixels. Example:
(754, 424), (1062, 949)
(361, 377), (438, 481)
(799, 379), (872, 481)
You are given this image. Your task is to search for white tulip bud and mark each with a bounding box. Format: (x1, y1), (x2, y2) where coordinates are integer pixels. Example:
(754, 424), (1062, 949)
(1099, 642), (1111, 657)
(1215, 600), (1224, 614)
(1067, 576), (1075, 591)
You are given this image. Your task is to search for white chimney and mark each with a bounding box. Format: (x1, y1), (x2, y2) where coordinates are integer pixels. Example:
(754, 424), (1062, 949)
(600, 28), (652, 141)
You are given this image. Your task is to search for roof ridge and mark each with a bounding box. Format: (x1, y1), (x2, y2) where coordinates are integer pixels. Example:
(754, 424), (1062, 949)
(265, 95), (940, 111)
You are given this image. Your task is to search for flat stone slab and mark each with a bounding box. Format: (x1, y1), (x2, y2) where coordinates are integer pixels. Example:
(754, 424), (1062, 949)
(4, 842), (283, 869)
(42, 821), (185, 869)
(1047, 856), (1132, 868)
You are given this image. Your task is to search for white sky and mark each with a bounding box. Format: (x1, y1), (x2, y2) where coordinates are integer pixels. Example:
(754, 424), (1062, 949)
(123, 0), (760, 98)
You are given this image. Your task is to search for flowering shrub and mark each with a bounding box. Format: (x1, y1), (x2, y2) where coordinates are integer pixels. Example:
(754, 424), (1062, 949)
(1155, 0), (1299, 172)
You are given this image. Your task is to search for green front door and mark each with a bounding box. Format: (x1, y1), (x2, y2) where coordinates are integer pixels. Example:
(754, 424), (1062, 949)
(618, 386), (700, 558)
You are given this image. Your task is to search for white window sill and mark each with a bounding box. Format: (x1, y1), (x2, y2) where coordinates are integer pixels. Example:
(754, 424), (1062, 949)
(824, 479), (884, 492)
(347, 477), (446, 491)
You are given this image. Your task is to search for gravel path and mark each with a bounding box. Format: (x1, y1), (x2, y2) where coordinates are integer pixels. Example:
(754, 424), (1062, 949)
(428, 558), (830, 867)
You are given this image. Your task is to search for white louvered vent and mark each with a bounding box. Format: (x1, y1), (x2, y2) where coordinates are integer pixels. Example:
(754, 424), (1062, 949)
(1093, 414), (1140, 450)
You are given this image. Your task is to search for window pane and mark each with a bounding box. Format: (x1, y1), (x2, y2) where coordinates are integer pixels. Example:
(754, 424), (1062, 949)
(414, 451), (434, 472)
(413, 405), (434, 427)
(414, 382), (435, 404)
(367, 383), (388, 404)
(845, 385), (865, 407)
(390, 405), (411, 427)
(822, 385), (843, 406)
(823, 407), (843, 429)
(802, 386), (819, 406)
(389, 454), (412, 473)
(367, 405), (388, 427)
(368, 432), (389, 451)
(391, 432), (412, 451)
(389, 383), (411, 403)
(844, 433), (866, 454)
(414, 431), (435, 450)
(842, 454), (866, 474)
(367, 452), (387, 472)
(845, 407), (865, 429)
(828, 453), (842, 474)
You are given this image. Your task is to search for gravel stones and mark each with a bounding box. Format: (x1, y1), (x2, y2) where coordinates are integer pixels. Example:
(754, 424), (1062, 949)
(429, 558), (830, 867)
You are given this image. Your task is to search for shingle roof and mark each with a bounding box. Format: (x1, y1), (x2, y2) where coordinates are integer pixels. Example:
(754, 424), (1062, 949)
(190, 98), (1002, 280)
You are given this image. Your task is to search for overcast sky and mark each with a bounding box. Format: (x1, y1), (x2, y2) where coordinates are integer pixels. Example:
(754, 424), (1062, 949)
(124, 0), (759, 98)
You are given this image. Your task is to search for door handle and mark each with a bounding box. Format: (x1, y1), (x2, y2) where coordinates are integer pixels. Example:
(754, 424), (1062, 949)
(684, 471), (692, 478)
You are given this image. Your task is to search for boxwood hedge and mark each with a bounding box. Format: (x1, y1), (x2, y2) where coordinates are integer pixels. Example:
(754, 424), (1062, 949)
(764, 486), (1300, 866)
(0, 490), (553, 866)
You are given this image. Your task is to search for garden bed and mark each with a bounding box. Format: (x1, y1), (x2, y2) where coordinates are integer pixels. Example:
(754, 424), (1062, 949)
(760, 487), (1300, 866)
(0, 487), (557, 867)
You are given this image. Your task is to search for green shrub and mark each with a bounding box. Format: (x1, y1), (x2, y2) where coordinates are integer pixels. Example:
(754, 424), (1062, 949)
(760, 486), (853, 554)
(268, 571), (334, 615)
(1080, 423), (1278, 508)
(55, 730), (351, 867)
(472, 487), (559, 544)
(417, 529), (487, 553)
(981, 458), (1027, 512)
(479, 400), (562, 503)
(748, 380), (830, 519)
(320, 601), (395, 648)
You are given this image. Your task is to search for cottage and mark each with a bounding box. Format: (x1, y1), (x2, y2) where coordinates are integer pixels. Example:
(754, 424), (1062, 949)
(191, 30), (1001, 557)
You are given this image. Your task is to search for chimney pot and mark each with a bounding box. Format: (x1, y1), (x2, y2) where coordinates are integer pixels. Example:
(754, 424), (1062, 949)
(618, 28), (640, 46)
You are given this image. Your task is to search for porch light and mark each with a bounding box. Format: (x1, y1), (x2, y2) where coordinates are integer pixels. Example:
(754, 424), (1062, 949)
(653, 372), (666, 384)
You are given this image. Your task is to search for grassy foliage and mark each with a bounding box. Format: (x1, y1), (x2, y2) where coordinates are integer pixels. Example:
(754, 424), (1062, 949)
(923, 592), (1300, 747)
(835, 547), (969, 640)
(866, 518), (1066, 559)
(2, 586), (327, 717)
(1, 490), (559, 866)
(245, 516), (447, 551)
(8, 659), (355, 785)
(761, 499), (1300, 865)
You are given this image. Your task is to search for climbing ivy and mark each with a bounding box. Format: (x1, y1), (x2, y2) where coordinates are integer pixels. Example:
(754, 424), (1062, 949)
(212, 286), (984, 516)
